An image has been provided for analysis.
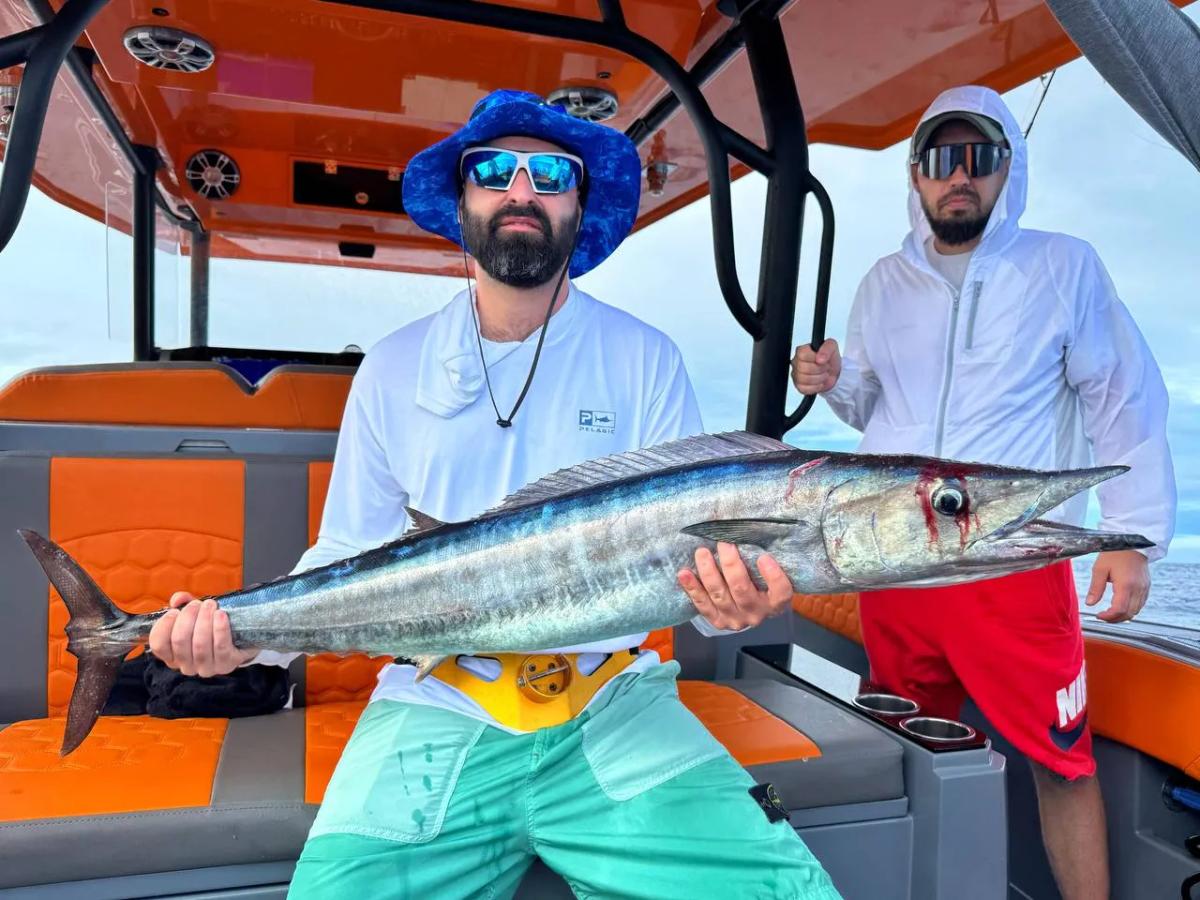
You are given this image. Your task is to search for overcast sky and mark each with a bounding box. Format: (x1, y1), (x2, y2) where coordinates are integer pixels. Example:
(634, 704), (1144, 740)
(1, 21), (1197, 563)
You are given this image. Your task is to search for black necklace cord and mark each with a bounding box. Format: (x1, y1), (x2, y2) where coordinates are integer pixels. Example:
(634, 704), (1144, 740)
(460, 212), (582, 429)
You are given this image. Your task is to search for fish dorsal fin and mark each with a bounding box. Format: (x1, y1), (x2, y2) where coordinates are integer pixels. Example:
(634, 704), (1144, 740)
(484, 431), (791, 515)
(404, 506), (447, 535)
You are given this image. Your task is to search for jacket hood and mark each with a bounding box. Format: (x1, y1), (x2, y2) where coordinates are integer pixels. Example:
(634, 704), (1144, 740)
(903, 85), (1027, 265)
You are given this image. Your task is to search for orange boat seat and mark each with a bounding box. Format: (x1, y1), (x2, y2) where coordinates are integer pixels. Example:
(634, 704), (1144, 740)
(0, 450), (319, 886)
(0, 362), (354, 430)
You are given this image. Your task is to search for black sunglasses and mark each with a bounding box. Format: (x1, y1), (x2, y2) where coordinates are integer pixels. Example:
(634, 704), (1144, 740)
(913, 142), (1010, 180)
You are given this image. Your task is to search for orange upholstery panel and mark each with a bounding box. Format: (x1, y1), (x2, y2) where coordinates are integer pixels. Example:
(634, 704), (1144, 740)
(305, 701), (368, 803)
(0, 366), (351, 429)
(1086, 637), (1200, 779)
(677, 681), (820, 766)
(305, 462), (387, 703)
(47, 458), (244, 715)
(793, 593), (863, 644)
(641, 627), (674, 662)
(265, 370), (351, 430)
(0, 717), (227, 821)
(306, 654), (391, 706)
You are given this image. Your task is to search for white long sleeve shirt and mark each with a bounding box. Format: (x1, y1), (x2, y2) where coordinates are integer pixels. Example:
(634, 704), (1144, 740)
(823, 86), (1176, 560)
(266, 283), (714, 728)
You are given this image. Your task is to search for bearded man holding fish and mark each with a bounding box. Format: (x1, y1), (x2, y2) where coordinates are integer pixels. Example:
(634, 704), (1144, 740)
(144, 90), (837, 899)
(23, 89), (1156, 900)
(792, 86), (1177, 900)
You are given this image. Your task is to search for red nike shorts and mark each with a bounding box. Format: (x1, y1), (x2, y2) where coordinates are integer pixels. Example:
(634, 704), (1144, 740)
(859, 560), (1094, 780)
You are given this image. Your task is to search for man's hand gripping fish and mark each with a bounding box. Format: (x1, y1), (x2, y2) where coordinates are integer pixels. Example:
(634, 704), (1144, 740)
(19, 432), (1151, 755)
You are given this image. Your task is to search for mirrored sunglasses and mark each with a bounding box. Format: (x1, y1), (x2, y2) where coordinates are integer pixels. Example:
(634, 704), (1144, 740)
(460, 146), (585, 195)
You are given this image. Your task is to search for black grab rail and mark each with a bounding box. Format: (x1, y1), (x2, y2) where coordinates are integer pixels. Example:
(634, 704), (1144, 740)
(0, 0), (109, 255)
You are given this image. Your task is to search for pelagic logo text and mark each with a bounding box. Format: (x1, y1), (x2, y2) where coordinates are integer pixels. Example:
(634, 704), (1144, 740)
(579, 410), (616, 434)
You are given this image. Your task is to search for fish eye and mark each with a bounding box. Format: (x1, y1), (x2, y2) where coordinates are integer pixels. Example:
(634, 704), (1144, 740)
(932, 486), (966, 517)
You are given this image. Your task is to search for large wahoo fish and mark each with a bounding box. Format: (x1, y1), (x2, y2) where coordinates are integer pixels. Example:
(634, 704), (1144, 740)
(20, 432), (1150, 755)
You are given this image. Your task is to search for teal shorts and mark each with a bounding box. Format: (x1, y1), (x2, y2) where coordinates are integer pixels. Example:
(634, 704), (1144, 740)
(289, 662), (842, 900)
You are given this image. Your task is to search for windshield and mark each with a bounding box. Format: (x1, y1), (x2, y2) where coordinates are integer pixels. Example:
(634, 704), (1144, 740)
(205, 258), (454, 354)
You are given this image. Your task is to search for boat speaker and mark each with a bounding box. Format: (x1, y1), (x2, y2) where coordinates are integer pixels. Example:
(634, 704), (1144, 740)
(123, 26), (215, 73)
(185, 150), (240, 200)
(546, 86), (619, 122)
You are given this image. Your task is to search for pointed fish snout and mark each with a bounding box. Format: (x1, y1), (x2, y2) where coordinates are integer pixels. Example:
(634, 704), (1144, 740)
(978, 465), (1130, 545)
(1040, 465), (1129, 504)
(1023, 465), (1130, 531)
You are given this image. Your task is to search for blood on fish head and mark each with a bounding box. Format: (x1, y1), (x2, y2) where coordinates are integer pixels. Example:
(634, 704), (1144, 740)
(913, 462), (983, 549)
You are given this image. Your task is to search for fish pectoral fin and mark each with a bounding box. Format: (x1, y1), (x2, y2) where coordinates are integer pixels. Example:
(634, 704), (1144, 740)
(681, 518), (815, 550)
(411, 654), (448, 683)
(404, 507), (447, 535)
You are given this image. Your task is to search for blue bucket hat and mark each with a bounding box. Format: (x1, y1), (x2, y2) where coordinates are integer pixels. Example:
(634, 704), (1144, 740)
(402, 89), (643, 278)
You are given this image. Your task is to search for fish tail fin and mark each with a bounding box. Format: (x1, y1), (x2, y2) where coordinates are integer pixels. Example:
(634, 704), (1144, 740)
(18, 529), (136, 755)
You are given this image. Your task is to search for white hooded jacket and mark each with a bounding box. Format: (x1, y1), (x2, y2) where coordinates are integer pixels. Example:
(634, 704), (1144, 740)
(823, 85), (1176, 560)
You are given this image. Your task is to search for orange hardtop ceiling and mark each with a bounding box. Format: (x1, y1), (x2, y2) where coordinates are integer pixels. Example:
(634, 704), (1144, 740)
(2, 0), (1192, 273)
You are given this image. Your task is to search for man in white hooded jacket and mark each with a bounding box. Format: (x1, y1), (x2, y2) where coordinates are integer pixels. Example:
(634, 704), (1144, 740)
(792, 85), (1175, 899)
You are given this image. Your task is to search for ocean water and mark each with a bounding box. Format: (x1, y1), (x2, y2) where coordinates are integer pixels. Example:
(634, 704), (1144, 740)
(1072, 558), (1198, 632)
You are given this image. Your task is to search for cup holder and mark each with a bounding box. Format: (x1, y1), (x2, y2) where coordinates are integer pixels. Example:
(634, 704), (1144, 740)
(851, 692), (920, 716)
(899, 716), (977, 743)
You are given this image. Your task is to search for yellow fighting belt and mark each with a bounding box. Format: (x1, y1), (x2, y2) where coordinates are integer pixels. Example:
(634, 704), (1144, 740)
(431, 650), (640, 731)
